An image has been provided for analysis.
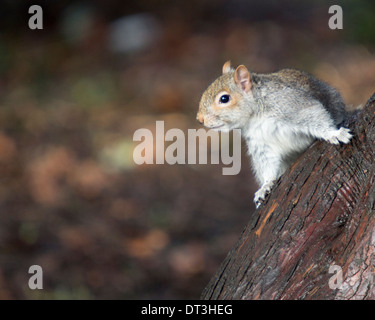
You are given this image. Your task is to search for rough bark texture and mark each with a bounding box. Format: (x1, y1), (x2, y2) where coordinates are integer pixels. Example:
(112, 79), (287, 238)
(201, 93), (375, 300)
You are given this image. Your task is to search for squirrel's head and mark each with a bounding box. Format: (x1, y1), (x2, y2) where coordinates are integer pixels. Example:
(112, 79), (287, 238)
(197, 61), (254, 131)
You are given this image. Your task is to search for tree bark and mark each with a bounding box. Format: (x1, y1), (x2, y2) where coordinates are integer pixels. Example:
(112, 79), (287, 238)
(201, 93), (375, 300)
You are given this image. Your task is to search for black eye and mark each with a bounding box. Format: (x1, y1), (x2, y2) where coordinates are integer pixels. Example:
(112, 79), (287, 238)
(220, 94), (230, 103)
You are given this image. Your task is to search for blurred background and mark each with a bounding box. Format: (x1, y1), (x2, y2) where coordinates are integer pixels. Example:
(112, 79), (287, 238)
(0, 0), (374, 299)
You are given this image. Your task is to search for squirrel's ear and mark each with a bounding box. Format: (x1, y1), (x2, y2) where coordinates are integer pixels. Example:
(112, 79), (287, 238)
(222, 61), (232, 74)
(234, 65), (251, 92)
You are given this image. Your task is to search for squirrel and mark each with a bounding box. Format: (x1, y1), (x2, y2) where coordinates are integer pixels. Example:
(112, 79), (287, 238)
(197, 61), (352, 208)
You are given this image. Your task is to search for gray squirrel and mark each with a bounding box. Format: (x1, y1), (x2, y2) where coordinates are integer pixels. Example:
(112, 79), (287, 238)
(197, 61), (352, 208)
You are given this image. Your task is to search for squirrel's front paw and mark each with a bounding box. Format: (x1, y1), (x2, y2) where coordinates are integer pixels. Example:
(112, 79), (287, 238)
(253, 181), (274, 208)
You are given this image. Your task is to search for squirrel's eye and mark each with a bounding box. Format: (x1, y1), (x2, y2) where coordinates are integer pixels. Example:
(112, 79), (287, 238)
(220, 94), (230, 104)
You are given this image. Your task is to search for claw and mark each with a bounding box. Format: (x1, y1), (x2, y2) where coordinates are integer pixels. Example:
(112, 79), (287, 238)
(253, 180), (275, 208)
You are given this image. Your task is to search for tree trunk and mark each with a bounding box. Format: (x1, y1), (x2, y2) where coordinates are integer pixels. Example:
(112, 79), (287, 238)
(201, 93), (375, 300)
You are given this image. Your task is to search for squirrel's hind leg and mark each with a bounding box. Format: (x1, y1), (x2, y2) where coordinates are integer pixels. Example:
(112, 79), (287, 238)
(293, 110), (353, 145)
(324, 127), (352, 145)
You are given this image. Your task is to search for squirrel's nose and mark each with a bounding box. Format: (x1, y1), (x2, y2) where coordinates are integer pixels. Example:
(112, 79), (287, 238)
(197, 114), (204, 124)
